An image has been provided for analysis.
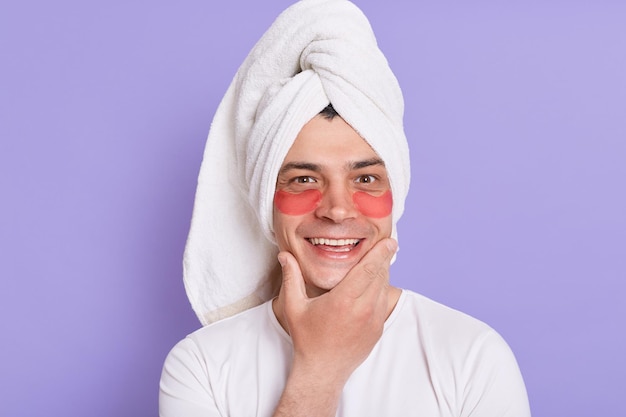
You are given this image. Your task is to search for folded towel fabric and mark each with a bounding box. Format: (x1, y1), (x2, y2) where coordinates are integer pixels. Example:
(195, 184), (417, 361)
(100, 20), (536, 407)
(184, 0), (411, 325)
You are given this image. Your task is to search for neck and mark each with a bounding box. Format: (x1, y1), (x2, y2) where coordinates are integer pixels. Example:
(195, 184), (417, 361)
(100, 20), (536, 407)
(272, 285), (402, 335)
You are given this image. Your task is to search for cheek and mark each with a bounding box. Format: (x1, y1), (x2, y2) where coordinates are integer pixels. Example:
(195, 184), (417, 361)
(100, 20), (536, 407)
(353, 190), (393, 218)
(274, 189), (322, 215)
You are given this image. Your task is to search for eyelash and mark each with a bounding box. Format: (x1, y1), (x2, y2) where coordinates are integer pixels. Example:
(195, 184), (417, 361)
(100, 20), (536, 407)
(292, 176), (317, 184)
(355, 174), (377, 184)
(283, 174), (382, 187)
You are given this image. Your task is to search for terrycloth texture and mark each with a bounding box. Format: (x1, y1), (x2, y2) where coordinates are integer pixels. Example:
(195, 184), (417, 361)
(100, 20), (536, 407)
(184, 0), (411, 325)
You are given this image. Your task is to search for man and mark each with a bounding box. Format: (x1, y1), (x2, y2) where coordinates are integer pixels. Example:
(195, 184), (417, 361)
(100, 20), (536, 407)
(160, 1), (530, 416)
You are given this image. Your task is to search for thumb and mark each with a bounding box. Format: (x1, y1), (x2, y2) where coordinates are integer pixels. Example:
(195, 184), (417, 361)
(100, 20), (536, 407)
(278, 251), (307, 308)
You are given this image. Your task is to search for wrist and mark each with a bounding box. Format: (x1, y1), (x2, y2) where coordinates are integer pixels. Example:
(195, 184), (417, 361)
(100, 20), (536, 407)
(290, 357), (352, 392)
(274, 363), (345, 417)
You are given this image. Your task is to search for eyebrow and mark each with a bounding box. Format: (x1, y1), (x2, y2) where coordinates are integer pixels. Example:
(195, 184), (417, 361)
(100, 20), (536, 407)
(351, 157), (385, 170)
(279, 162), (322, 175)
(279, 158), (385, 175)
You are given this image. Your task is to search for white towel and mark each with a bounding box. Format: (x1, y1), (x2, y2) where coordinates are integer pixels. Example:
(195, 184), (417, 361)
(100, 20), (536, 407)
(184, 0), (411, 325)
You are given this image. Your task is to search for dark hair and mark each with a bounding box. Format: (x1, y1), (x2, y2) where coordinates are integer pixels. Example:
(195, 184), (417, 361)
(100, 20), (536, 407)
(319, 103), (339, 120)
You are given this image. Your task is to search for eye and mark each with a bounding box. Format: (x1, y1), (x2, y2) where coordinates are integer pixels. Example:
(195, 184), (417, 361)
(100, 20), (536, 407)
(293, 176), (317, 184)
(355, 175), (377, 184)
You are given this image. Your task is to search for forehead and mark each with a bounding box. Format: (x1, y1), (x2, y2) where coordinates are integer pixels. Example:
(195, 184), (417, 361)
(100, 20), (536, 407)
(281, 115), (381, 166)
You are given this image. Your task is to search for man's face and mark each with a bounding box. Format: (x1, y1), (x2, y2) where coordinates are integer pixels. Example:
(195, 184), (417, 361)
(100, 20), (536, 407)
(273, 114), (393, 297)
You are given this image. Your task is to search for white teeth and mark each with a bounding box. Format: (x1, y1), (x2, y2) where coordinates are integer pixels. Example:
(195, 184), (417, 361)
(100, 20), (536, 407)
(308, 238), (360, 246)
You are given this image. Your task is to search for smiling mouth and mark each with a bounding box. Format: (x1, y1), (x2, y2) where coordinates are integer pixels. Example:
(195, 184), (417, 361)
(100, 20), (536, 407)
(307, 238), (361, 247)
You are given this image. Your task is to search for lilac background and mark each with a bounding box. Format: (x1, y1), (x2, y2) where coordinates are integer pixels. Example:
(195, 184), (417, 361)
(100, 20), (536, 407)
(1, 1), (624, 416)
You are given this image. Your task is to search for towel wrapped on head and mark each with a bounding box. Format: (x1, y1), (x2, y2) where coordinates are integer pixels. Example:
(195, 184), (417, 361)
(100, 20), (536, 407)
(184, 0), (411, 325)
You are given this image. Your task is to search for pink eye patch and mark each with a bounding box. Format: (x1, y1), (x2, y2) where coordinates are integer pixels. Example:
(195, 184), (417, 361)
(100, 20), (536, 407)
(274, 189), (392, 218)
(274, 189), (322, 215)
(353, 190), (393, 218)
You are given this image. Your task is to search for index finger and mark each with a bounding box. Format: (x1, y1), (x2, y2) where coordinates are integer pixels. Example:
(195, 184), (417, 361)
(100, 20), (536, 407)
(333, 238), (397, 299)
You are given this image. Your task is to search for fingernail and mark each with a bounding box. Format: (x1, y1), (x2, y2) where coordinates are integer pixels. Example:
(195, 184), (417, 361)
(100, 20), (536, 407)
(277, 253), (287, 267)
(386, 239), (398, 253)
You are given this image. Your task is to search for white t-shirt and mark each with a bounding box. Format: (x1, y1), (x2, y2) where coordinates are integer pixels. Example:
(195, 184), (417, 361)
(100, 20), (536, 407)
(159, 290), (530, 417)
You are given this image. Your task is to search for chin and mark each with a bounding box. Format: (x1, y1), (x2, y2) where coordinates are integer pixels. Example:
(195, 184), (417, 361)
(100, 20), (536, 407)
(303, 267), (352, 297)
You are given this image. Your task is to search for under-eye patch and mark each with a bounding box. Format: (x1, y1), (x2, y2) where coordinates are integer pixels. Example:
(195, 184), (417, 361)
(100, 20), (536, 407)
(353, 190), (392, 218)
(274, 189), (322, 215)
(274, 189), (392, 218)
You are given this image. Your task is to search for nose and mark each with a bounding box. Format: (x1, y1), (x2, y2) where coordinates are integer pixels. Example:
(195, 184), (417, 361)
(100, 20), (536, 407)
(314, 184), (358, 223)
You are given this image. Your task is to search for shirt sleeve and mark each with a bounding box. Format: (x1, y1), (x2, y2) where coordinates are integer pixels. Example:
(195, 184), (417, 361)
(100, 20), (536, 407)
(159, 337), (223, 417)
(461, 330), (531, 417)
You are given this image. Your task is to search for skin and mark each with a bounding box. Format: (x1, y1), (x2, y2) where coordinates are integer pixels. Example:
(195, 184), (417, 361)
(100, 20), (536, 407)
(271, 114), (401, 417)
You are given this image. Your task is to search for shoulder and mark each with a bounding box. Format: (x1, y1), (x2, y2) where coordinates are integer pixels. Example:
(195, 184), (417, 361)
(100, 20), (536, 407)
(163, 300), (280, 374)
(177, 300), (280, 357)
(394, 290), (517, 367)
(160, 300), (285, 411)
(392, 290), (530, 415)
(397, 290), (493, 337)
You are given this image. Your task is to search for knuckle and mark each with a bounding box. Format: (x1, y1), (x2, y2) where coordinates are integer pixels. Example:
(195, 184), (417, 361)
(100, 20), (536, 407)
(359, 303), (375, 318)
(362, 263), (386, 282)
(280, 274), (291, 288)
(361, 263), (379, 279)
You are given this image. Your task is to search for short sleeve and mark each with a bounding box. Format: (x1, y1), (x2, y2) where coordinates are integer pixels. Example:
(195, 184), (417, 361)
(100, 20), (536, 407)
(461, 330), (531, 417)
(159, 337), (222, 417)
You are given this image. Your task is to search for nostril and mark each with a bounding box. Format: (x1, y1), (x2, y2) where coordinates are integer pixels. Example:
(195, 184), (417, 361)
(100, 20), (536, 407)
(313, 188), (360, 222)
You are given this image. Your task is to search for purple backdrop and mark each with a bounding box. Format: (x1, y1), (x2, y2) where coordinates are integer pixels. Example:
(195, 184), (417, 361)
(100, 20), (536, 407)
(1, 1), (625, 416)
